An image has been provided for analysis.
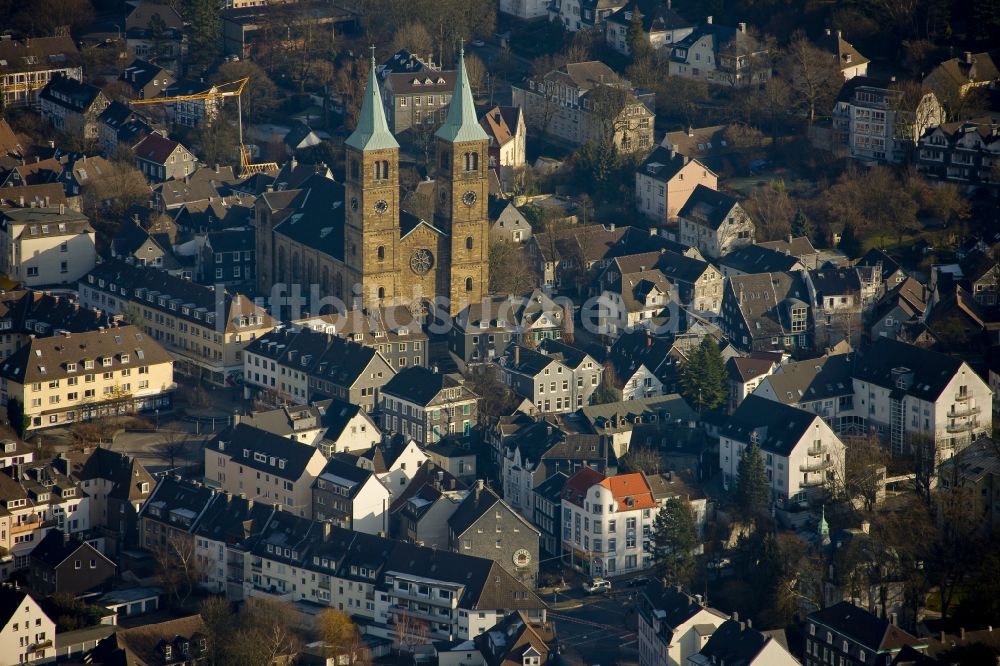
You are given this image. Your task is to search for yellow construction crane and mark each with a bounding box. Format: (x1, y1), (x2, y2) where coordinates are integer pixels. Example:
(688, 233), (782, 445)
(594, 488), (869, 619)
(131, 76), (279, 178)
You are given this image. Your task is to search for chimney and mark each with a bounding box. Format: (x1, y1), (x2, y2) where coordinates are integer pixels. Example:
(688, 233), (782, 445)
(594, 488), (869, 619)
(645, 332), (652, 348)
(738, 22), (747, 33)
(860, 520), (870, 534)
(825, 28), (831, 36)
(44, 195), (50, 207)
(890, 613), (898, 626)
(837, 30), (842, 39)
(18, 196), (23, 207)
(514, 345), (520, 367)
(323, 521), (332, 538)
(960, 627), (966, 640)
(706, 15), (713, 24)
(687, 126), (694, 137)
(59, 203), (65, 215)
(732, 611), (739, 622)
(746, 619), (752, 629)
(963, 51), (974, 65)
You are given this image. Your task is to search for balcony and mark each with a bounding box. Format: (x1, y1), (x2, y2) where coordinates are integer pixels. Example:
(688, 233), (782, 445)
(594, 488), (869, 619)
(800, 459), (833, 473)
(947, 420), (979, 433)
(801, 475), (827, 488)
(955, 392), (971, 402)
(949, 405), (980, 418)
(806, 444), (829, 456)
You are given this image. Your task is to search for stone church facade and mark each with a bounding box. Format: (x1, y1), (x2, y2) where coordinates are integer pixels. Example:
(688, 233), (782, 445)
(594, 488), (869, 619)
(256, 50), (490, 316)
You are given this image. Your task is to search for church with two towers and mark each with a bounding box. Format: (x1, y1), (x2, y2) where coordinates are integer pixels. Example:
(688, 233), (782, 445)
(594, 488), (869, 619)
(255, 49), (490, 316)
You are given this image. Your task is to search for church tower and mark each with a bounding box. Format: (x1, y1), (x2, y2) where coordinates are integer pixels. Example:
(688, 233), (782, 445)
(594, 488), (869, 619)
(434, 48), (490, 315)
(344, 52), (401, 308)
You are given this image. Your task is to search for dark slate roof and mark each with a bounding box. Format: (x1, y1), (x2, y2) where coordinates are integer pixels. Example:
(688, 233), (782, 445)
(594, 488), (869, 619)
(758, 236), (818, 259)
(207, 228), (254, 254)
(272, 174), (346, 261)
(532, 471), (569, 503)
(721, 395), (820, 456)
(502, 344), (561, 377)
(120, 58), (169, 93)
(61, 447), (154, 502)
(642, 579), (724, 635)
(447, 483), (504, 536)
(726, 355), (776, 383)
(607, 1), (692, 31)
(381, 366), (465, 406)
(810, 267), (862, 297)
(810, 601), (922, 652)
(958, 248), (997, 285)
(678, 184), (741, 230)
(192, 492), (274, 544)
(637, 146), (696, 182)
(697, 619), (772, 664)
(40, 74), (103, 112)
(727, 271), (813, 339)
(30, 531), (98, 568)
(316, 458), (378, 499)
(140, 475), (215, 529)
(853, 338), (966, 401)
(609, 330), (674, 382)
(857, 248), (904, 282)
(0, 586), (38, 626)
(210, 423), (321, 481)
(536, 339), (593, 369)
(721, 244), (802, 274)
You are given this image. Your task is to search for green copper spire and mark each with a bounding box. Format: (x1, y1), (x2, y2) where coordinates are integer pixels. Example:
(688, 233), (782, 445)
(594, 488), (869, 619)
(435, 46), (489, 144)
(345, 50), (399, 152)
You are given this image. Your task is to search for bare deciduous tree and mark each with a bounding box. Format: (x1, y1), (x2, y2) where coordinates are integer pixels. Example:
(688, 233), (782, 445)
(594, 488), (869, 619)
(779, 33), (843, 123)
(154, 534), (204, 606)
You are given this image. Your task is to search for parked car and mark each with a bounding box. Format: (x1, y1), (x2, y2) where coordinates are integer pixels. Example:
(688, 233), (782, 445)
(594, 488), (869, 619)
(470, 39), (486, 47)
(707, 557), (732, 570)
(625, 576), (650, 587)
(583, 578), (611, 594)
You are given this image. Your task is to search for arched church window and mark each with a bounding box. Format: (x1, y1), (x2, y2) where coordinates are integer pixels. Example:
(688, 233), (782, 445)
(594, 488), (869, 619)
(465, 277), (473, 292)
(350, 160), (360, 180)
(440, 150), (450, 171)
(465, 236), (473, 250)
(377, 246), (385, 261)
(377, 287), (386, 299)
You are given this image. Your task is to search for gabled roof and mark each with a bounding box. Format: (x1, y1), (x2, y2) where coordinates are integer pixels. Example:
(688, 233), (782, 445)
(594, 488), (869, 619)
(809, 601), (923, 653)
(606, 1), (692, 32)
(722, 395), (822, 456)
(133, 133), (185, 165)
(480, 105), (522, 148)
(210, 423), (323, 481)
(599, 472), (656, 510)
(758, 236), (818, 259)
(30, 530), (114, 569)
(0, 586), (47, 627)
(316, 457), (380, 499)
(810, 267), (862, 297)
(448, 483), (538, 537)
(345, 56), (399, 152)
(678, 184), (741, 230)
(726, 355), (777, 383)
(821, 29), (870, 73)
(857, 248), (904, 282)
(637, 146), (709, 183)
(726, 271), (813, 339)
(696, 619), (775, 664)
(381, 366), (475, 406)
(760, 352), (854, 404)
(61, 446), (154, 502)
(853, 338), (968, 401)
(532, 471), (569, 503)
(561, 466), (606, 507)
(926, 50), (1000, 89)
(721, 244), (803, 275)
(40, 73), (104, 112)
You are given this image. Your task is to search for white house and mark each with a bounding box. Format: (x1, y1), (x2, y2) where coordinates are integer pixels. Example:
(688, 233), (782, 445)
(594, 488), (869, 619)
(499, 0), (550, 19)
(312, 458), (391, 535)
(0, 583), (56, 664)
(355, 439), (429, 498)
(0, 207), (96, 287)
(561, 468), (659, 577)
(677, 185), (754, 260)
(719, 395), (846, 503)
(638, 582), (728, 666)
(689, 618), (800, 665)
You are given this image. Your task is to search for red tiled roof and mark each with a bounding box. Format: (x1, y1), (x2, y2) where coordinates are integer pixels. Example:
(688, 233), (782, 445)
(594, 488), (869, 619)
(599, 473), (656, 511)
(561, 466), (606, 507)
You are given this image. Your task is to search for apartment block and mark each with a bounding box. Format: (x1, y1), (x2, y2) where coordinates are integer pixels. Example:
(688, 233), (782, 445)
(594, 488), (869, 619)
(0, 207), (96, 287)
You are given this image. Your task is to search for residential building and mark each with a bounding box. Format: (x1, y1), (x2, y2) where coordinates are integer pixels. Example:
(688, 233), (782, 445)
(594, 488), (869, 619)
(200, 228), (255, 286)
(832, 76), (945, 164)
(500, 419), (617, 512)
(668, 18), (772, 88)
(597, 262), (673, 337)
(852, 338), (992, 459)
(500, 343), (603, 413)
(531, 472), (568, 555)
(637, 581), (728, 666)
(917, 114), (1000, 186)
(605, 3), (694, 57)
(38, 74), (110, 141)
(393, 466), (468, 548)
(162, 78), (220, 127)
(489, 199), (533, 245)
(377, 50), (456, 134)
(561, 469), (661, 576)
(512, 61), (654, 152)
(690, 618), (800, 665)
(719, 395), (847, 503)
(124, 3), (186, 68)
(0, 36), (82, 108)
(480, 106), (526, 191)
(499, 0), (550, 19)
(449, 481), (540, 587)
(719, 271), (816, 354)
(380, 366), (479, 442)
(726, 353), (781, 410)
(243, 326), (395, 411)
(0, 583), (56, 664)
(805, 602), (927, 666)
(752, 352), (856, 430)
(109, 220), (175, 271)
(132, 133), (197, 182)
(822, 29), (870, 80)
(608, 331), (679, 400)
(0, 184), (69, 211)
(677, 184), (754, 260)
(0, 439), (33, 468)
(221, 3), (358, 59)
(0, 206), (96, 287)
(558, 394), (699, 459)
(869, 277), (929, 342)
(938, 437), (1000, 533)
(92, 615), (208, 666)
(719, 244), (805, 277)
(0, 325), (174, 431)
(294, 305), (429, 372)
(58, 446), (155, 557)
(450, 290), (563, 365)
(661, 125), (733, 170)
(119, 59), (175, 100)
(809, 265), (880, 348)
(238, 398), (380, 456)
(0, 461), (90, 573)
(468, 612), (559, 666)
(350, 436), (429, 496)
(205, 423), (327, 517)
(139, 475), (216, 554)
(550, 0), (625, 32)
(636, 148), (717, 224)
(312, 457), (391, 534)
(424, 435), (477, 482)
(79, 259), (276, 387)
(923, 50), (999, 100)
(759, 236), (821, 268)
(27, 531), (116, 597)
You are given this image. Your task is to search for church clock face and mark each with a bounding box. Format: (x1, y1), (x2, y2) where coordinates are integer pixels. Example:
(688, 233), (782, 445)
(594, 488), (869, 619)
(462, 190), (477, 207)
(409, 249), (434, 275)
(513, 549), (531, 567)
(373, 199), (389, 215)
